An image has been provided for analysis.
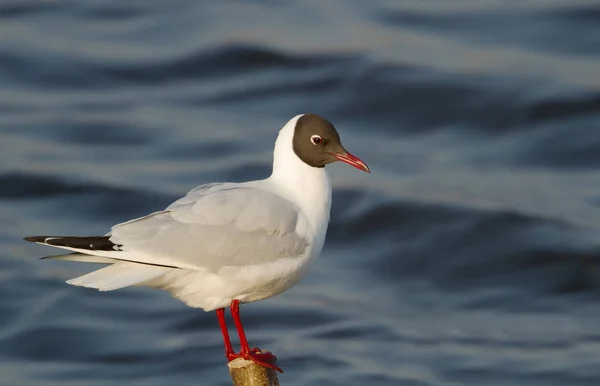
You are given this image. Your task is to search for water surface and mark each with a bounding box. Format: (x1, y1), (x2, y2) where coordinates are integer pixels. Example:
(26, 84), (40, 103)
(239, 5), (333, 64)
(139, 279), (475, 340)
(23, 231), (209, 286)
(2, 1), (600, 385)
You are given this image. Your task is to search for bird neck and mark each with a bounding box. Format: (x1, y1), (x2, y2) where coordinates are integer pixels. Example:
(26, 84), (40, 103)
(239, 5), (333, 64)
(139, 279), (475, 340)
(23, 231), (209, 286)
(269, 117), (332, 228)
(271, 160), (332, 231)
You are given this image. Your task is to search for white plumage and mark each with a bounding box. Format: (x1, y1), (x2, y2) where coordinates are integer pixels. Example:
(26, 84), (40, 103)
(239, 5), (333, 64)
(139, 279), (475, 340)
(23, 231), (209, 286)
(30, 115), (334, 311)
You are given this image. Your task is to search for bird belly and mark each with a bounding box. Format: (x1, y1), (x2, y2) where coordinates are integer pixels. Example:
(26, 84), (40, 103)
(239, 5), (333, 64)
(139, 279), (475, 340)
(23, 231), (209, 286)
(149, 252), (316, 311)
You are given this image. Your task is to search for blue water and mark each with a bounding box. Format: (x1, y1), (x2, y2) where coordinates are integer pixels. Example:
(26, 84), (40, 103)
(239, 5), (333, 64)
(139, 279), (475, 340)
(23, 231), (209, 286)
(2, 1), (600, 385)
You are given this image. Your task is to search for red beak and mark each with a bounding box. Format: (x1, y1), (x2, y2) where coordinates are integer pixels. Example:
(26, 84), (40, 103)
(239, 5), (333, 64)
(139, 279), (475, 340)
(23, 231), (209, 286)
(330, 151), (370, 173)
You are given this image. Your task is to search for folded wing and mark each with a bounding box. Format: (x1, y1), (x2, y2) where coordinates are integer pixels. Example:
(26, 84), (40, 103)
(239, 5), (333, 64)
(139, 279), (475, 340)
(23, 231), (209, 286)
(107, 183), (309, 271)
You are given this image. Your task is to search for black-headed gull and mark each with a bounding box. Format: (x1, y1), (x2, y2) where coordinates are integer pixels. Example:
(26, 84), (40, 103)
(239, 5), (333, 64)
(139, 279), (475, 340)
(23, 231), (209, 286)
(24, 113), (370, 372)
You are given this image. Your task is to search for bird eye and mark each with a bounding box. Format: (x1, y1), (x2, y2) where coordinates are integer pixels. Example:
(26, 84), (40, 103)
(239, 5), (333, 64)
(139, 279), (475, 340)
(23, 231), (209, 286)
(310, 135), (322, 145)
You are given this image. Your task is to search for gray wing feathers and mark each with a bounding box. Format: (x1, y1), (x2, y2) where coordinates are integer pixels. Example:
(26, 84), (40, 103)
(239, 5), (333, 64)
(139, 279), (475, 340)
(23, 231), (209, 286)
(109, 184), (308, 271)
(67, 262), (171, 291)
(43, 253), (116, 264)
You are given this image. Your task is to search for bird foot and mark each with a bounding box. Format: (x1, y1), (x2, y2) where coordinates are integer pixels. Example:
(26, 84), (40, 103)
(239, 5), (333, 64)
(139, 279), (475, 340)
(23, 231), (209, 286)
(227, 348), (282, 373)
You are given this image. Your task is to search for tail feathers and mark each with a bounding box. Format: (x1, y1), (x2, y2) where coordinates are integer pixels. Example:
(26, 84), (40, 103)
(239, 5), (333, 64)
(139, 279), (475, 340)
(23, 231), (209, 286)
(67, 262), (171, 291)
(24, 235), (121, 251)
(42, 252), (116, 264)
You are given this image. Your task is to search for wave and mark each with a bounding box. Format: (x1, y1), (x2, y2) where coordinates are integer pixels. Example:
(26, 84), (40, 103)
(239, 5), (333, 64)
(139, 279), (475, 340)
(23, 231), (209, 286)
(331, 192), (600, 298)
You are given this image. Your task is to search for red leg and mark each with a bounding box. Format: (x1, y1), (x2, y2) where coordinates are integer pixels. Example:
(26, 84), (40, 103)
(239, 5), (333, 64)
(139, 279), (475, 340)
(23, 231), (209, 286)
(230, 299), (283, 373)
(216, 308), (236, 362)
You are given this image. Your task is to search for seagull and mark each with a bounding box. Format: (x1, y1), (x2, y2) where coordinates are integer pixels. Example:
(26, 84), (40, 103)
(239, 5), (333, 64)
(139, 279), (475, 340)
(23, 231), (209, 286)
(24, 113), (370, 373)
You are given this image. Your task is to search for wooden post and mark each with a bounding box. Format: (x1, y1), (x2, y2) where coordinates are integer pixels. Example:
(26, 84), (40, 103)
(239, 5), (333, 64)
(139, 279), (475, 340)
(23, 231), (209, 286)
(228, 357), (280, 386)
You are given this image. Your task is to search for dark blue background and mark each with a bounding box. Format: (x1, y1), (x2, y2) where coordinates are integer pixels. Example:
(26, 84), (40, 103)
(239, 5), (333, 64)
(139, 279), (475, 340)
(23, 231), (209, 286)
(2, 1), (600, 385)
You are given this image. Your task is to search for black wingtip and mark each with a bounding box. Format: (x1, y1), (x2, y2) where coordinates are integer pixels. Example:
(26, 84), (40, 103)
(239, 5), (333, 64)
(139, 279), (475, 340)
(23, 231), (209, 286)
(24, 236), (46, 243)
(23, 235), (121, 251)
